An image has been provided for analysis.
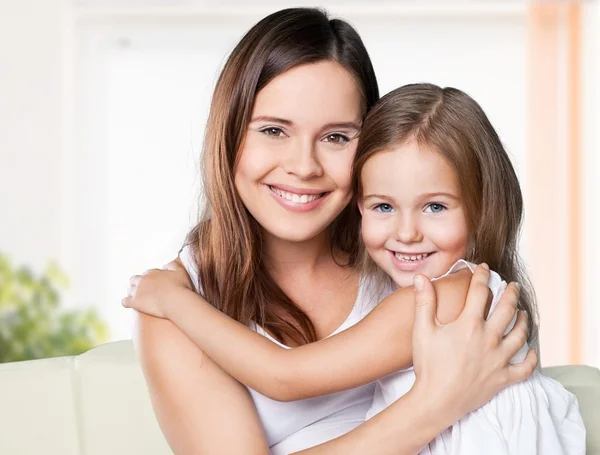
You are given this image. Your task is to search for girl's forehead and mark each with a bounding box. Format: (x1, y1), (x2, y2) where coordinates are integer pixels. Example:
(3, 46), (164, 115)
(361, 143), (460, 197)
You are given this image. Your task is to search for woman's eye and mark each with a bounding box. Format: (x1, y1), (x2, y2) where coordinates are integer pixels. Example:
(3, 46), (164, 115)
(375, 203), (394, 213)
(425, 203), (446, 213)
(261, 127), (285, 137)
(324, 133), (350, 145)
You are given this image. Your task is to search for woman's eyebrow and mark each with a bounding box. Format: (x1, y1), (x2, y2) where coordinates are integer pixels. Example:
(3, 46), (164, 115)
(250, 116), (361, 131)
(250, 116), (293, 125)
(321, 122), (361, 131)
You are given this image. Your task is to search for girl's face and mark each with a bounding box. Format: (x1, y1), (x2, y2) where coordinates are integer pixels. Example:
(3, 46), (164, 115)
(234, 61), (362, 244)
(359, 140), (469, 288)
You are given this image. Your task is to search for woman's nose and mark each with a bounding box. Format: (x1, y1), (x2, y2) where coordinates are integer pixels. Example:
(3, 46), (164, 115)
(282, 138), (324, 180)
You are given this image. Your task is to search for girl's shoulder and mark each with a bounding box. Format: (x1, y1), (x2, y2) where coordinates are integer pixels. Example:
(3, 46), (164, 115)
(433, 260), (505, 298)
(355, 272), (396, 317)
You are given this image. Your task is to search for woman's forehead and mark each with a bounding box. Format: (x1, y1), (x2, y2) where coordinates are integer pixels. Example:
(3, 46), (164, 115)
(252, 61), (362, 129)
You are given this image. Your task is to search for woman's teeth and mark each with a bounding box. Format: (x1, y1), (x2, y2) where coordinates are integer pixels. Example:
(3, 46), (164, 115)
(394, 252), (432, 262)
(270, 186), (323, 204)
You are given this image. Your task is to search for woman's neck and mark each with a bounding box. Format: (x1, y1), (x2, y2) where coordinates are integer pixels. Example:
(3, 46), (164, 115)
(262, 230), (338, 278)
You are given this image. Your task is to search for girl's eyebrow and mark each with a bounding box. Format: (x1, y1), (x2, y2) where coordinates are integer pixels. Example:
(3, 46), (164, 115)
(363, 194), (394, 202)
(421, 192), (460, 200)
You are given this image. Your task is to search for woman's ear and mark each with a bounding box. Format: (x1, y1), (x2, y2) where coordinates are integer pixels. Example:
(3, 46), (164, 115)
(357, 199), (364, 216)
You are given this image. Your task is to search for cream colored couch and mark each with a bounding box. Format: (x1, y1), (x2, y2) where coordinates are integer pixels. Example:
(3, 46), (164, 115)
(0, 341), (599, 454)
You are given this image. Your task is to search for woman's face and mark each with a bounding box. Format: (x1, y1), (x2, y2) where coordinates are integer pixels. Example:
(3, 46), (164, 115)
(234, 61), (362, 244)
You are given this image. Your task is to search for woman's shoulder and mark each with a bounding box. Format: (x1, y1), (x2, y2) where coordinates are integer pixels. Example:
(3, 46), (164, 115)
(178, 244), (202, 294)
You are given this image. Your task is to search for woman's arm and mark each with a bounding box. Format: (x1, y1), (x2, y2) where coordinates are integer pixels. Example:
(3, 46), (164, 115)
(297, 272), (537, 455)
(296, 382), (455, 455)
(126, 262), (475, 401)
(132, 311), (270, 455)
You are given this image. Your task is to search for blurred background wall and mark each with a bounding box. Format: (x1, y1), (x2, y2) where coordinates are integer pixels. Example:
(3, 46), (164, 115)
(0, 0), (598, 367)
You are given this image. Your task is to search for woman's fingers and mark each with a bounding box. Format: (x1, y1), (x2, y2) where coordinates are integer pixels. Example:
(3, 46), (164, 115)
(505, 348), (538, 387)
(461, 264), (492, 320)
(413, 274), (437, 334)
(500, 309), (529, 359)
(486, 282), (520, 339)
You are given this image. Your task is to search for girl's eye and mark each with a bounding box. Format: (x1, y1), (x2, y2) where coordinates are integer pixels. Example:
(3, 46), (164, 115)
(260, 127), (286, 137)
(425, 203), (446, 213)
(375, 203), (394, 213)
(324, 133), (350, 145)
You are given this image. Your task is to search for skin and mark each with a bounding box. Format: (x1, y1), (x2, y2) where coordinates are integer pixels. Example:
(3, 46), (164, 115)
(360, 141), (470, 288)
(126, 61), (537, 454)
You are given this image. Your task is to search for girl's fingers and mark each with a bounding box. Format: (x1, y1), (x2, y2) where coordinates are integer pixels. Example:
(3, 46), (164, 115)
(129, 274), (141, 286)
(486, 282), (520, 339)
(505, 348), (538, 387)
(461, 264), (492, 320)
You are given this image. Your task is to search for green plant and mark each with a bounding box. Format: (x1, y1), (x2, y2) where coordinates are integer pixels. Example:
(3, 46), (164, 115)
(0, 253), (109, 363)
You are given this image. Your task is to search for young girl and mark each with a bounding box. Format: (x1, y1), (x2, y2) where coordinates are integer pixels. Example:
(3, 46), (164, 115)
(126, 82), (584, 452)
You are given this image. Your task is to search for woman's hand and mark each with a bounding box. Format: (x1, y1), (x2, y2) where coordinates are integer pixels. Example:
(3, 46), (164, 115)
(411, 264), (538, 422)
(122, 259), (193, 319)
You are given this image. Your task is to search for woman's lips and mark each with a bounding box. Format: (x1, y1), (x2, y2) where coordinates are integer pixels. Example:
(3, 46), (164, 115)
(266, 184), (330, 213)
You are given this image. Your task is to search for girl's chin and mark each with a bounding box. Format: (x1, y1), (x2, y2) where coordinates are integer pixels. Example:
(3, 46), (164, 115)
(389, 265), (461, 289)
(391, 274), (418, 289)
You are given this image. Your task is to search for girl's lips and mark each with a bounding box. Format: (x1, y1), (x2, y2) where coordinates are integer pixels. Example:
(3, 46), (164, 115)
(388, 250), (436, 273)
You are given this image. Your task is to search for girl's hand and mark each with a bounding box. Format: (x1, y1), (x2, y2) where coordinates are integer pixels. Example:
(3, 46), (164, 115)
(122, 260), (193, 319)
(411, 264), (538, 422)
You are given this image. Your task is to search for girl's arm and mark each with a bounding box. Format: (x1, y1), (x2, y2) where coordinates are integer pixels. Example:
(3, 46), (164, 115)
(135, 308), (455, 455)
(128, 261), (474, 401)
(132, 272), (537, 455)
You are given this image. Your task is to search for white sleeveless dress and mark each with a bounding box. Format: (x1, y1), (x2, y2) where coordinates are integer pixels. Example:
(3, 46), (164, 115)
(179, 246), (381, 454)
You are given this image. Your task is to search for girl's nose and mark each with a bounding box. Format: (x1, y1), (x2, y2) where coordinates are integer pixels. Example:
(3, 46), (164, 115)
(395, 214), (424, 244)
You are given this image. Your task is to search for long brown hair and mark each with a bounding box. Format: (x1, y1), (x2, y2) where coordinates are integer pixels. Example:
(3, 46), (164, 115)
(186, 8), (379, 345)
(352, 83), (538, 342)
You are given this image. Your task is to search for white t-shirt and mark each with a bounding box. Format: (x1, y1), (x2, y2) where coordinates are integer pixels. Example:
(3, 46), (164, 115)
(179, 246), (381, 454)
(367, 260), (586, 455)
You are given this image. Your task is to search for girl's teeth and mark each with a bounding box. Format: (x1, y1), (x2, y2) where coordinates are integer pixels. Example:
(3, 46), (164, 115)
(271, 187), (322, 204)
(394, 253), (431, 262)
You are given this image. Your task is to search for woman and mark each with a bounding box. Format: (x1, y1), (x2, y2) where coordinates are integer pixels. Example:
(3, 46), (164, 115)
(127, 8), (537, 454)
